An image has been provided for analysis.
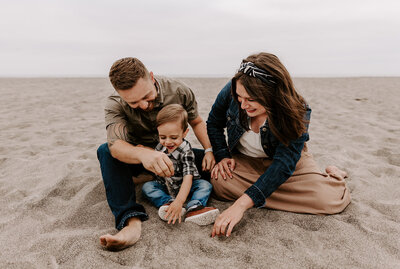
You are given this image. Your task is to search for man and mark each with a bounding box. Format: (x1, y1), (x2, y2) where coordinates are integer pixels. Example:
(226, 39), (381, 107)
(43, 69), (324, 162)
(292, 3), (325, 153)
(97, 57), (215, 250)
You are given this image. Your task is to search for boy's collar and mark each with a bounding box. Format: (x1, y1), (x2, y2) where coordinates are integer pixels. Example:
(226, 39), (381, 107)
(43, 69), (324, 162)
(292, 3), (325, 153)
(160, 139), (189, 159)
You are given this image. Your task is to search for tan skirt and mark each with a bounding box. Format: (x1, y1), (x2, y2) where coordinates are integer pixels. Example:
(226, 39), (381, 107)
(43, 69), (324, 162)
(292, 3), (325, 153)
(211, 150), (351, 215)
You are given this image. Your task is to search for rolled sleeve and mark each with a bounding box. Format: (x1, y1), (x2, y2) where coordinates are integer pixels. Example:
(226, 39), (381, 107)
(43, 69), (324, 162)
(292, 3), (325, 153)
(244, 185), (267, 208)
(104, 94), (127, 129)
(177, 86), (199, 121)
(117, 211), (149, 230)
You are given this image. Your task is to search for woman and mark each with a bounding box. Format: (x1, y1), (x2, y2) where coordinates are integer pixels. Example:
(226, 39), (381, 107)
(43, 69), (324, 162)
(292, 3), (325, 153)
(207, 52), (351, 237)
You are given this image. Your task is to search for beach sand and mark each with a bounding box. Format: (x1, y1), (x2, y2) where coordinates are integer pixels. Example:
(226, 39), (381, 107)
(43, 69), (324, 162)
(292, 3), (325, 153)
(0, 77), (399, 268)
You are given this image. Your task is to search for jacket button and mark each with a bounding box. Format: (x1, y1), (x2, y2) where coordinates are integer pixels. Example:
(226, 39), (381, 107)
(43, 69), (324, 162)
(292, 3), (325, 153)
(262, 127), (267, 132)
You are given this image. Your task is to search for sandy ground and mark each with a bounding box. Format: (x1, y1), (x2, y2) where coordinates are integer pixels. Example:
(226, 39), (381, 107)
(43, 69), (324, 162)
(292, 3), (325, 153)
(0, 77), (399, 268)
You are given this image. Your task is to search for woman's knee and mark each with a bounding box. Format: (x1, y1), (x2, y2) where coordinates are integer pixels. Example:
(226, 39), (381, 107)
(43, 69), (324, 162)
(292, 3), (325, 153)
(311, 190), (349, 215)
(210, 178), (239, 201)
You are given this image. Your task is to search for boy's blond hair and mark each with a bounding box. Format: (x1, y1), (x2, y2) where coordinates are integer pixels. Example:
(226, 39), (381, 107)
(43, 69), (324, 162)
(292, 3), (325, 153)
(156, 104), (188, 131)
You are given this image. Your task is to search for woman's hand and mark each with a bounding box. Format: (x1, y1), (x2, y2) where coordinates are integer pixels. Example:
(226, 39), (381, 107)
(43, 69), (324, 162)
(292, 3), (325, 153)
(211, 194), (254, 237)
(202, 151), (216, 172)
(211, 158), (236, 180)
(164, 200), (184, 224)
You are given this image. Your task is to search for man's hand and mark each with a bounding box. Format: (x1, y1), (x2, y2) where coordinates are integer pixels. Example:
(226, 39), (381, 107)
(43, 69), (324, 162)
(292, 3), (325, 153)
(164, 200), (185, 224)
(140, 150), (174, 177)
(202, 151), (216, 172)
(211, 158), (236, 180)
(189, 116), (216, 171)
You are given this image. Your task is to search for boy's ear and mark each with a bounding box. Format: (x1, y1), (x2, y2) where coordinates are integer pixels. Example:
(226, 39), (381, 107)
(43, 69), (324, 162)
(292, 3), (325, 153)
(183, 128), (189, 138)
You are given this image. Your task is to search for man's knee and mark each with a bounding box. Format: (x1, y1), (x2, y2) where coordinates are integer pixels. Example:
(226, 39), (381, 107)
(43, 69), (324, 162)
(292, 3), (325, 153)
(97, 143), (110, 160)
(192, 148), (205, 160)
(192, 148), (205, 173)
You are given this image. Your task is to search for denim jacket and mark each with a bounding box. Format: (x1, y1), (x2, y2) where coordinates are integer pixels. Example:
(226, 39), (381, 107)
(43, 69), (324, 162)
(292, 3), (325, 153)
(206, 81), (311, 208)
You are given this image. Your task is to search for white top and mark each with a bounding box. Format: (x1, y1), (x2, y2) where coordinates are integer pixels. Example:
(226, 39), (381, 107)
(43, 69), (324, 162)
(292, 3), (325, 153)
(236, 127), (268, 158)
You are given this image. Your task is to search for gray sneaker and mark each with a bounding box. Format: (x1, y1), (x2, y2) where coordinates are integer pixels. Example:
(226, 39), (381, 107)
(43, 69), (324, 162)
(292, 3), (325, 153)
(158, 204), (186, 222)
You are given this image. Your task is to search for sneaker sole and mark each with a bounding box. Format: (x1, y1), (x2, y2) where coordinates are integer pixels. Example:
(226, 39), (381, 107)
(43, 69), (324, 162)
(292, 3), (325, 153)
(185, 208), (220, 226)
(158, 206), (186, 222)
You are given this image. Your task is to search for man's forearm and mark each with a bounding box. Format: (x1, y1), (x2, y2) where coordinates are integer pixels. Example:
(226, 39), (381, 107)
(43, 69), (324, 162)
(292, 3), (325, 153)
(190, 118), (212, 149)
(109, 139), (152, 164)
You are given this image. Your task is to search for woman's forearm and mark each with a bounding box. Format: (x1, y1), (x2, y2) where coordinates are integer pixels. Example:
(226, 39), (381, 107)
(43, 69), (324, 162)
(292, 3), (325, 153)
(233, 193), (254, 210)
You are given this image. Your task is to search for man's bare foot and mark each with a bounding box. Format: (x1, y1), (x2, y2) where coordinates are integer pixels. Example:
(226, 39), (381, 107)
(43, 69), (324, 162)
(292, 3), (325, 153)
(100, 217), (141, 251)
(325, 166), (348, 179)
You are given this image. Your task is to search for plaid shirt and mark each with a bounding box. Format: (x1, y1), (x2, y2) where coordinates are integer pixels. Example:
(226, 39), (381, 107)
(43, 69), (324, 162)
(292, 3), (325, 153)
(155, 139), (200, 197)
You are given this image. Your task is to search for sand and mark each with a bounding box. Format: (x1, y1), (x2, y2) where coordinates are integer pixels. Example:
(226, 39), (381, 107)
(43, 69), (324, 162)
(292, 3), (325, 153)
(0, 77), (399, 268)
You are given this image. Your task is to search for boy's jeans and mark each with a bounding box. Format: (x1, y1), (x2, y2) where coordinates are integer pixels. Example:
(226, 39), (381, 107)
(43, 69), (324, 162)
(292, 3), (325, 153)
(142, 179), (212, 210)
(97, 143), (207, 230)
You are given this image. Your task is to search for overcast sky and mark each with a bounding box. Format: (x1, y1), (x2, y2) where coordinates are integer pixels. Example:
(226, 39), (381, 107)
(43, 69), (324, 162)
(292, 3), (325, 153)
(1, 0), (399, 77)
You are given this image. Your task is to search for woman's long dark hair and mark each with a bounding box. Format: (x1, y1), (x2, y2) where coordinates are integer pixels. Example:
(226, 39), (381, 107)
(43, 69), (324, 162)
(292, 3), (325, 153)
(231, 52), (308, 146)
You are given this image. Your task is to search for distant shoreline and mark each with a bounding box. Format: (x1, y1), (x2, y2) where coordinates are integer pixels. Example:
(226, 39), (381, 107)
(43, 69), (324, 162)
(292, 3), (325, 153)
(0, 76), (399, 79)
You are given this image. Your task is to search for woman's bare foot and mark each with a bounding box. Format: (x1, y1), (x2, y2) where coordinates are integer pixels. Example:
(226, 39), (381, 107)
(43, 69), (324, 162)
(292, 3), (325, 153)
(325, 165), (348, 179)
(100, 217), (141, 251)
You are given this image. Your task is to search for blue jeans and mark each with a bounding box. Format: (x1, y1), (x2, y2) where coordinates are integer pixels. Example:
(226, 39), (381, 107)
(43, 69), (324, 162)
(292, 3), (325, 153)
(142, 179), (212, 210)
(97, 143), (208, 230)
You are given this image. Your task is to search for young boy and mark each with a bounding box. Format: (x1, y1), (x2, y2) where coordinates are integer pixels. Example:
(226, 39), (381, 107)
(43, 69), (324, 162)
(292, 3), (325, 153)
(142, 104), (219, 225)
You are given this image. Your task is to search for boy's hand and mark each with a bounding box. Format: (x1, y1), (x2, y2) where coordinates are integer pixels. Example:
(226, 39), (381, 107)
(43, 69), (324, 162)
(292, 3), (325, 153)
(164, 200), (184, 224)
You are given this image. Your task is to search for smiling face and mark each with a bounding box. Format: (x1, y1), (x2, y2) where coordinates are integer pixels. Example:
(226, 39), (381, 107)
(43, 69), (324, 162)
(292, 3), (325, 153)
(236, 80), (267, 118)
(157, 121), (189, 153)
(117, 72), (157, 111)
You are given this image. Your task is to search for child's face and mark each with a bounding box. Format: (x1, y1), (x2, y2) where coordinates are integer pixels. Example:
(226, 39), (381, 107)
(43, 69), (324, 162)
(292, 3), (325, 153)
(157, 121), (189, 153)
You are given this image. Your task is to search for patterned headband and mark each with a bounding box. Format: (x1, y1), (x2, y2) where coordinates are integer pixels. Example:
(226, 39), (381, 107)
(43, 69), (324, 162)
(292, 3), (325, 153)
(238, 61), (276, 84)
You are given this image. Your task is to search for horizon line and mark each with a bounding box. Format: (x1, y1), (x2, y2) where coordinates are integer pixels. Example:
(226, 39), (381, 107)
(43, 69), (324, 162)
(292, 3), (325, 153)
(1, 74), (399, 79)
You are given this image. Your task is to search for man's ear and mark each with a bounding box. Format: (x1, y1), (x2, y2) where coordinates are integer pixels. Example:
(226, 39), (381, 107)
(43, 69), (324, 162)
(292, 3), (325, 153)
(183, 128), (189, 138)
(149, 71), (155, 83)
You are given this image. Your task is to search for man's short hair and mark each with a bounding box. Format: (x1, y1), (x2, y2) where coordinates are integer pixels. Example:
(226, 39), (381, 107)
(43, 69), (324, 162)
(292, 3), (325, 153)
(156, 104), (188, 131)
(109, 57), (150, 90)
